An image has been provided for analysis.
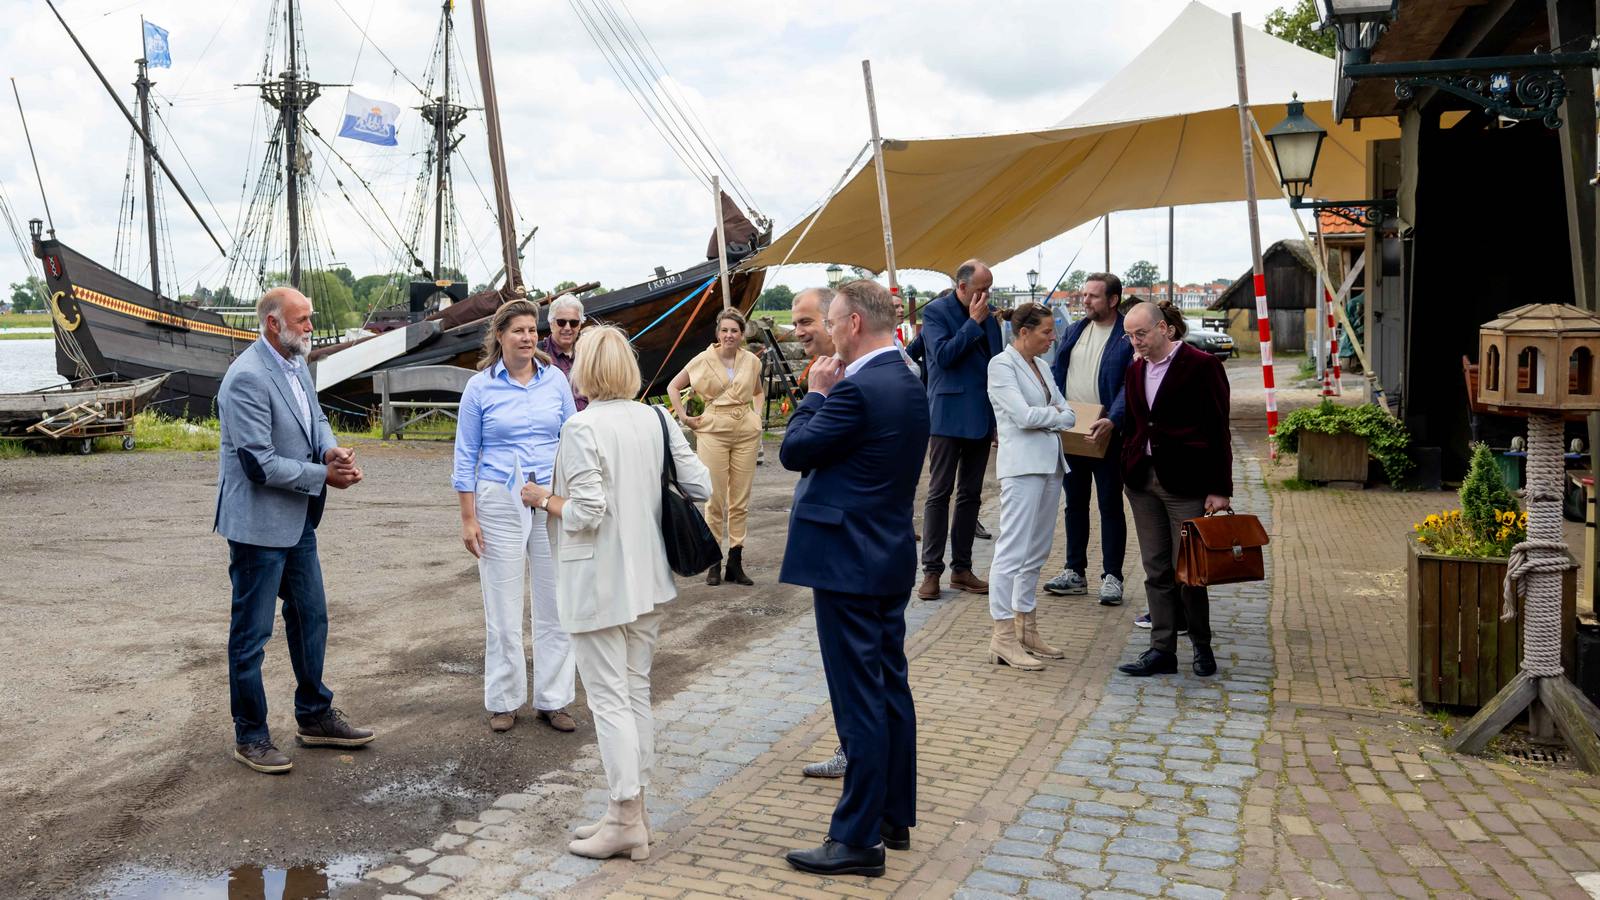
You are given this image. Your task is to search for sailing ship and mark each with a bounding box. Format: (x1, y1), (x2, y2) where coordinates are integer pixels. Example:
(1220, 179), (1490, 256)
(30, 0), (766, 420)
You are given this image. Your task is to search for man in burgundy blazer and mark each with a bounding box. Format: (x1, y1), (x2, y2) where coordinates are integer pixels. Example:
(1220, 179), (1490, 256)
(1117, 301), (1233, 678)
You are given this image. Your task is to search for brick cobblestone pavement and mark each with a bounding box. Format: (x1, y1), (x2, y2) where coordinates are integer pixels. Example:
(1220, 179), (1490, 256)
(352, 433), (1600, 899)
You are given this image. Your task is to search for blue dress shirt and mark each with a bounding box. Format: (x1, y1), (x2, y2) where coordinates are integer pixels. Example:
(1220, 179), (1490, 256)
(452, 360), (576, 492)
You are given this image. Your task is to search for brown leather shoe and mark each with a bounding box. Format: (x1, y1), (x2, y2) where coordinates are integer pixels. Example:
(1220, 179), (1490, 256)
(538, 707), (578, 733)
(490, 710), (517, 733)
(917, 572), (941, 600)
(950, 570), (989, 594)
(234, 739), (293, 774)
(296, 708), (375, 747)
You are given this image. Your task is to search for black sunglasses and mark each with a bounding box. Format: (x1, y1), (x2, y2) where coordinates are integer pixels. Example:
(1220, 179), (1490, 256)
(553, 318), (582, 328)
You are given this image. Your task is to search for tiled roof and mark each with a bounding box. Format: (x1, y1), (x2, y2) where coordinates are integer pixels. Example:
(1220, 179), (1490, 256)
(1317, 210), (1365, 236)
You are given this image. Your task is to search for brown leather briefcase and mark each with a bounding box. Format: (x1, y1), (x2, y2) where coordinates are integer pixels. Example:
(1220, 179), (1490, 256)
(1176, 511), (1269, 587)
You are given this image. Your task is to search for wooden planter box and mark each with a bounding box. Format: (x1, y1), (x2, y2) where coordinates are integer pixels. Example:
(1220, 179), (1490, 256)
(1297, 431), (1369, 483)
(1407, 543), (1577, 708)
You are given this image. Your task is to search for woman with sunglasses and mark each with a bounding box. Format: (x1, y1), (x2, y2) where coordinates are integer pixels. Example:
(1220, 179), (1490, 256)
(665, 308), (764, 586)
(540, 294), (589, 411)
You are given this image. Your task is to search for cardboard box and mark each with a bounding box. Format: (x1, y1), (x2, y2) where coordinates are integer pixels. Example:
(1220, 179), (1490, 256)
(1058, 401), (1111, 459)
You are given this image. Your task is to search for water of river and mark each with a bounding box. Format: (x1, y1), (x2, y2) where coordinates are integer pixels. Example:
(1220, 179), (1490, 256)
(0, 339), (67, 392)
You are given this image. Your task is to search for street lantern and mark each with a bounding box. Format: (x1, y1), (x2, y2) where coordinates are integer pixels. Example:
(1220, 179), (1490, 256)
(825, 264), (844, 288)
(1263, 96), (1325, 204)
(1262, 95), (1392, 227)
(1319, 0), (1397, 64)
(1026, 268), (1039, 302)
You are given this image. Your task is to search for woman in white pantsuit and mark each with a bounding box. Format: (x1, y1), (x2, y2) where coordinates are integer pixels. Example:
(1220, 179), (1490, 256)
(454, 299), (579, 734)
(522, 324), (712, 862)
(986, 302), (1076, 671)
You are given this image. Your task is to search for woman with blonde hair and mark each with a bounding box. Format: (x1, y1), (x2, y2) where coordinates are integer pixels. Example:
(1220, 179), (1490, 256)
(453, 299), (579, 734)
(665, 308), (763, 586)
(986, 302), (1076, 670)
(522, 324), (712, 861)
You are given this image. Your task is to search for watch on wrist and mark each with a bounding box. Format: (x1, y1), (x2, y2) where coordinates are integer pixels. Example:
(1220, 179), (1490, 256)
(539, 496), (551, 511)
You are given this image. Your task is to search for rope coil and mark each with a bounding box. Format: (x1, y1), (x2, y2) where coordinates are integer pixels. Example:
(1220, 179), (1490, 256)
(1501, 413), (1567, 677)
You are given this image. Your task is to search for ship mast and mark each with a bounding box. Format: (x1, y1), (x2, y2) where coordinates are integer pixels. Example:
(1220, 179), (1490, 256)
(433, 1), (451, 279)
(134, 47), (161, 298)
(247, 0), (321, 290)
(469, 0), (521, 294)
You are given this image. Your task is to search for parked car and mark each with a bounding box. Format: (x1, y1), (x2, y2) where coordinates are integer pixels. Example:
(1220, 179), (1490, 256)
(1183, 317), (1235, 358)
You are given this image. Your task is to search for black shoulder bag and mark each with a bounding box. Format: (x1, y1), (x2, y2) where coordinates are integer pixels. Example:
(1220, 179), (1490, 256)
(654, 407), (722, 577)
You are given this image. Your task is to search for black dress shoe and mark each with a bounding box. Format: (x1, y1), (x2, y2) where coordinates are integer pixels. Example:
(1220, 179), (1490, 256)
(1192, 644), (1218, 677)
(1118, 648), (1178, 677)
(785, 838), (886, 877)
(881, 822), (910, 851)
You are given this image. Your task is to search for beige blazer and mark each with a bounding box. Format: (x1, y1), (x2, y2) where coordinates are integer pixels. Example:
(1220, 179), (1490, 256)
(550, 401), (712, 633)
(987, 345), (1075, 479)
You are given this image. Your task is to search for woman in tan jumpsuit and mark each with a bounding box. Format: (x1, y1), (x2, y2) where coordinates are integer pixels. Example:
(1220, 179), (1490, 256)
(666, 308), (764, 586)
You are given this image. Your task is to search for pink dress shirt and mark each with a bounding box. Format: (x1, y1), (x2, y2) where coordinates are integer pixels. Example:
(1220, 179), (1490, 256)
(1142, 342), (1179, 454)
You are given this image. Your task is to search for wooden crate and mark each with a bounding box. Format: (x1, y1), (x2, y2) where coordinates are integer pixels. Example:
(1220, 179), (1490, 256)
(1297, 431), (1369, 483)
(1407, 543), (1577, 707)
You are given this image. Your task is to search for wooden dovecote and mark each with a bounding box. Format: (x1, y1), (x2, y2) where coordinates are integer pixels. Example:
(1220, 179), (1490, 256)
(1477, 303), (1600, 414)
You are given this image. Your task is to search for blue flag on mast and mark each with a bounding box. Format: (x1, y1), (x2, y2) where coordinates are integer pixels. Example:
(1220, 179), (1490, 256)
(337, 92), (400, 147)
(142, 21), (171, 68)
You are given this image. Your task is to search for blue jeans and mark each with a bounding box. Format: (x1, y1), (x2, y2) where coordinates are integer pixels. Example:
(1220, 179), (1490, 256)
(227, 516), (334, 744)
(1062, 445), (1126, 580)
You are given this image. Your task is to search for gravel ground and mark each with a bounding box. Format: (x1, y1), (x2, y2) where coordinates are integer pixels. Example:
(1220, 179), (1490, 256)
(0, 435), (818, 899)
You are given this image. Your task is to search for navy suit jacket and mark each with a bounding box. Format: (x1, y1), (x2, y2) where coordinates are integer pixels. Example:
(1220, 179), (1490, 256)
(920, 290), (1003, 439)
(1051, 313), (1134, 431)
(778, 352), (931, 597)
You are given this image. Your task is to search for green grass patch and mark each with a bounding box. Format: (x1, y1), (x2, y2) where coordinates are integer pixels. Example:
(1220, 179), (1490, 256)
(0, 311), (51, 327)
(0, 439), (29, 459)
(92, 412), (220, 452)
(1280, 477), (1319, 491)
(0, 330), (52, 340)
(756, 309), (793, 326)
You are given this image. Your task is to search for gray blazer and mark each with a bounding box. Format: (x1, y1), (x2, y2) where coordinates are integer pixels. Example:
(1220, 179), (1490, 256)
(214, 339), (339, 548)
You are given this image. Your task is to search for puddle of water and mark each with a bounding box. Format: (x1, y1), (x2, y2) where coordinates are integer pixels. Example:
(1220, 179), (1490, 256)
(91, 857), (368, 899)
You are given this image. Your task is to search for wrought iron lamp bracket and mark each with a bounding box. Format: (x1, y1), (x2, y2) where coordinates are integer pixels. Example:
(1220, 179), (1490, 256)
(1288, 198), (1395, 228)
(1394, 70), (1568, 128)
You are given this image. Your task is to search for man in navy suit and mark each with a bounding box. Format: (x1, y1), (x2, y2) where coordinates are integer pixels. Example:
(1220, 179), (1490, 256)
(1046, 273), (1135, 606)
(780, 279), (930, 878)
(917, 260), (1003, 600)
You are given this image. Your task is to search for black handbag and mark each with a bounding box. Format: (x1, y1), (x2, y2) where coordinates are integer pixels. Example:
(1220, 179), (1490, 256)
(654, 407), (722, 577)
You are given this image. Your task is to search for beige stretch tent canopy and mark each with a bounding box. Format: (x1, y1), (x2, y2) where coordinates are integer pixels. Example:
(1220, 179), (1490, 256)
(750, 2), (1398, 276)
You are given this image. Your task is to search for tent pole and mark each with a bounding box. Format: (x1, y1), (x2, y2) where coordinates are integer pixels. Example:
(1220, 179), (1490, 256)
(1103, 214), (1110, 272)
(861, 60), (902, 314)
(713, 175), (732, 310)
(1232, 12), (1277, 459)
(1167, 207), (1175, 305)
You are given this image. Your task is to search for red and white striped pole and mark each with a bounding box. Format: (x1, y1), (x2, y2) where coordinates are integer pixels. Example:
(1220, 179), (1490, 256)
(1232, 13), (1276, 455)
(1324, 285), (1342, 396)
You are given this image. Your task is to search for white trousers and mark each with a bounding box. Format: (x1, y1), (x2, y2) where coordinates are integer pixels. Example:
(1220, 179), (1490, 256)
(572, 609), (663, 802)
(990, 470), (1064, 621)
(475, 483), (576, 713)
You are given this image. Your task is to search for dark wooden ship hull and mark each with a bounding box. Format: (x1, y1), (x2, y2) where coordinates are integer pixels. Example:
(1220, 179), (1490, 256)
(33, 235), (766, 420)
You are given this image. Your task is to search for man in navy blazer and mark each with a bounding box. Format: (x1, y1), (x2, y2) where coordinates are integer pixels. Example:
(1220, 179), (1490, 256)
(916, 260), (1003, 600)
(1046, 273), (1135, 606)
(779, 279), (930, 878)
(215, 287), (375, 774)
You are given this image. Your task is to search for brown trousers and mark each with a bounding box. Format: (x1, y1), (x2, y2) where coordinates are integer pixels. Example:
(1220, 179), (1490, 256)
(696, 429), (760, 548)
(1125, 466), (1211, 654)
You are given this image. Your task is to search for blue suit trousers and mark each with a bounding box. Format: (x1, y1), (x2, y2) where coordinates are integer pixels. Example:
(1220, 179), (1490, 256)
(812, 588), (917, 847)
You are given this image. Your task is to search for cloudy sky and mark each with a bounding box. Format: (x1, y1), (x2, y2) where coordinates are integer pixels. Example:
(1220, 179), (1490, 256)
(1, 0), (1306, 303)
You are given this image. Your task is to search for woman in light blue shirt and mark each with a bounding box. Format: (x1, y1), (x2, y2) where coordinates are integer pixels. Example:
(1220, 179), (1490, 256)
(454, 299), (579, 735)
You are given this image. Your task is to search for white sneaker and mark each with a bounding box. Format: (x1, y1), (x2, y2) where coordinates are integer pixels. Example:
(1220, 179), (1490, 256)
(1099, 575), (1124, 606)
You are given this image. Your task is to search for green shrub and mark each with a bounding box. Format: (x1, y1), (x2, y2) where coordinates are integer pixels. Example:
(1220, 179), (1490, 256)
(1275, 399), (1413, 485)
(1459, 441), (1517, 538)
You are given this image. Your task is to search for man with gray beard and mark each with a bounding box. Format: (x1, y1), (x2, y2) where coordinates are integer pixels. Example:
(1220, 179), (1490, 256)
(215, 286), (374, 774)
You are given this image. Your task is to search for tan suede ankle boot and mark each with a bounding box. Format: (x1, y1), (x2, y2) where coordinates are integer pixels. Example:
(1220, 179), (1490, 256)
(1017, 610), (1064, 659)
(569, 794), (649, 860)
(989, 619), (1043, 670)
